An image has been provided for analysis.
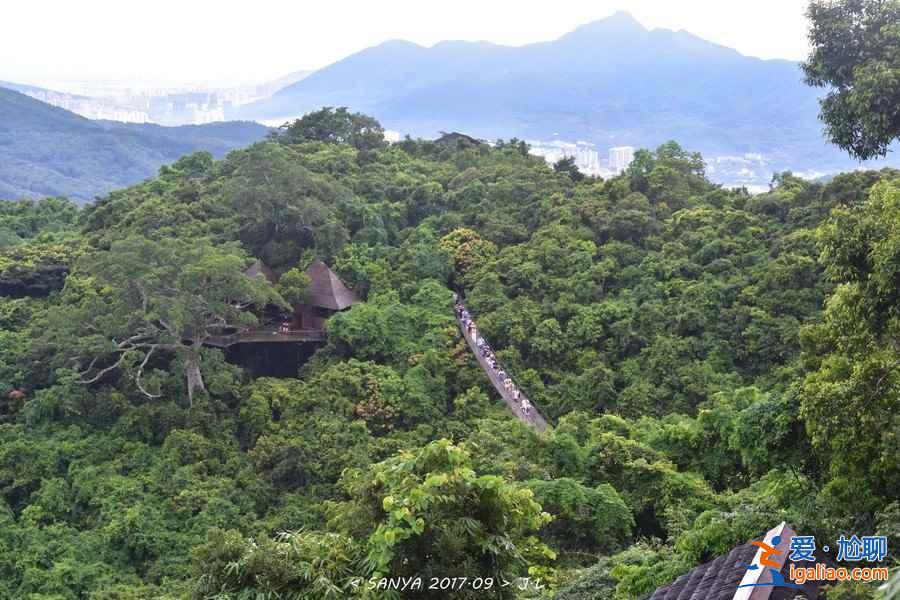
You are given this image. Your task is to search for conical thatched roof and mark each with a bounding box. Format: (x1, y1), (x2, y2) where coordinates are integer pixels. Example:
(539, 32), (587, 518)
(245, 259), (278, 284)
(303, 259), (360, 310)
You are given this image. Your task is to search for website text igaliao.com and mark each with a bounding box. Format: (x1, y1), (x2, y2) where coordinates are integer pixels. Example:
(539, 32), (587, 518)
(789, 563), (890, 585)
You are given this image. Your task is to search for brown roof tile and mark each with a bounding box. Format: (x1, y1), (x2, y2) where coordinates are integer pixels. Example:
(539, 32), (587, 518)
(646, 524), (821, 600)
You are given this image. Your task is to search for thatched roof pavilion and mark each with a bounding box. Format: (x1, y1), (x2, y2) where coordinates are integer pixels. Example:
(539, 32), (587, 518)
(302, 259), (360, 310)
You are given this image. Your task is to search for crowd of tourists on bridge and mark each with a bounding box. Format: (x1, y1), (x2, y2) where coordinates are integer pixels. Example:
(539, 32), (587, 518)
(455, 299), (533, 417)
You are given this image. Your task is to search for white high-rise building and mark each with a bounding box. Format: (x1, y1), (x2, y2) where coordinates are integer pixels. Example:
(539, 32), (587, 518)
(528, 140), (611, 177)
(609, 146), (636, 173)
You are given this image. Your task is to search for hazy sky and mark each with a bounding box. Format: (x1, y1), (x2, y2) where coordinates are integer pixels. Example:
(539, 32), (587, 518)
(2, 0), (813, 88)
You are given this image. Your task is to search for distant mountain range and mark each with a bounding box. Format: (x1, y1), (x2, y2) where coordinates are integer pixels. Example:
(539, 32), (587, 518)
(0, 86), (269, 202)
(2, 12), (897, 199)
(242, 11), (896, 180)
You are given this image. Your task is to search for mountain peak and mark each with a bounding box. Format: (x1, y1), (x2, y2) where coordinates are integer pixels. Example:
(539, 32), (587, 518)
(605, 10), (644, 28)
(557, 11), (647, 44)
(577, 11), (645, 32)
(374, 39), (424, 51)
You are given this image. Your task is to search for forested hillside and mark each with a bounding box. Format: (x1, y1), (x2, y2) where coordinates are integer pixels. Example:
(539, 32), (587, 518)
(0, 110), (896, 599)
(0, 87), (269, 202)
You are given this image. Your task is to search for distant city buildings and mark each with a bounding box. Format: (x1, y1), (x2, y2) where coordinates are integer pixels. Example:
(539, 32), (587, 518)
(21, 87), (234, 125)
(23, 90), (151, 123)
(609, 146), (635, 173)
(145, 92), (228, 126)
(528, 140), (635, 178)
(17, 72), (312, 126)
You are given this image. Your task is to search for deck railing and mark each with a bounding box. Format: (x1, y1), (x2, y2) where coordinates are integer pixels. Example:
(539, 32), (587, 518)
(454, 300), (549, 432)
(204, 328), (326, 348)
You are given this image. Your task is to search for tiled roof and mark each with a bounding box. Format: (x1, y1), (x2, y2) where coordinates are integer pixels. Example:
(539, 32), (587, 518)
(646, 523), (822, 600)
(646, 543), (758, 600)
(435, 131), (482, 146)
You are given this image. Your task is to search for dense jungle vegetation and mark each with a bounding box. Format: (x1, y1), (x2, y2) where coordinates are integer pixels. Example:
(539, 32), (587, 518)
(0, 108), (897, 599)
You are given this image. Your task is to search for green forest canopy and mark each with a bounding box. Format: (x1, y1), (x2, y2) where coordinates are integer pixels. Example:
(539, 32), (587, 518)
(0, 110), (897, 599)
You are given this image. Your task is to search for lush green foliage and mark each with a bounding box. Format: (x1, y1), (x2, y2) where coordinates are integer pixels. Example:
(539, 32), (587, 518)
(803, 0), (900, 160)
(0, 119), (897, 599)
(273, 107), (388, 154)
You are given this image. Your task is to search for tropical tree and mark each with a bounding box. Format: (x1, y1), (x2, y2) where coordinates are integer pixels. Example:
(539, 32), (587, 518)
(554, 156), (585, 182)
(526, 478), (633, 555)
(193, 529), (364, 600)
(42, 236), (284, 404)
(800, 179), (900, 515)
(275, 106), (388, 152)
(328, 439), (554, 597)
(276, 264), (311, 307)
(803, 0), (900, 159)
(223, 143), (349, 268)
(438, 228), (497, 283)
